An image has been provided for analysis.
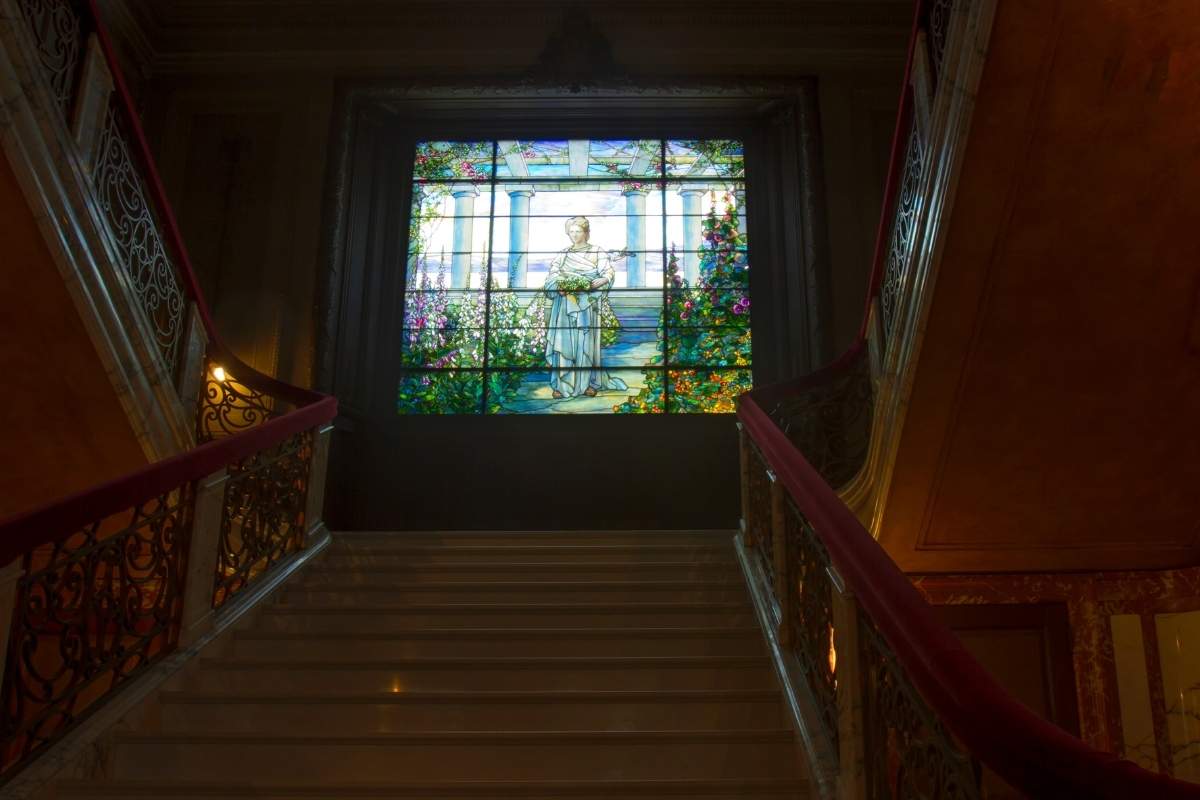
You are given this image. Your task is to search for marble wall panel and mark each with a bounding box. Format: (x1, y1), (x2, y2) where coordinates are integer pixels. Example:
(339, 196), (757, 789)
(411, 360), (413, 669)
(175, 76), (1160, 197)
(1111, 614), (1160, 771)
(1156, 611), (1200, 781)
(915, 566), (1200, 780)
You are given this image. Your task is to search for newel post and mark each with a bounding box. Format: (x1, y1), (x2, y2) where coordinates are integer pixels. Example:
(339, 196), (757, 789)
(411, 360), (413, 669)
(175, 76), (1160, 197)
(0, 557), (25, 675)
(304, 424), (334, 543)
(179, 468), (229, 647)
(737, 422), (753, 547)
(176, 303), (209, 405)
(830, 565), (867, 800)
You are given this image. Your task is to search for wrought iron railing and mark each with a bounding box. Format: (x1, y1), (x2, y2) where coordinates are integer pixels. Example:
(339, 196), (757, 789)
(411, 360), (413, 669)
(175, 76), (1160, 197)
(197, 354), (288, 442)
(0, 0), (337, 781)
(17, 0), (82, 115)
(866, 0), (953, 354)
(738, 1), (1200, 798)
(738, 401), (1200, 798)
(924, 0), (957, 82)
(17, 0), (189, 376)
(1, 486), (192, 771)
(764, 343), (873, 489)
(94, 103), (189, 371)
(782, 499), (839, 755)
(213, 429), (313, 608)
(877, 124), (926, 342)
(857, 611), (980, 799)
(744, 439), (775, 583)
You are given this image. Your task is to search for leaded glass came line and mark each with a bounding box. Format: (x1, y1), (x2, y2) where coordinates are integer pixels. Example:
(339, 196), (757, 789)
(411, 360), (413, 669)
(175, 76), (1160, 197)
(401, 139), (751, 415)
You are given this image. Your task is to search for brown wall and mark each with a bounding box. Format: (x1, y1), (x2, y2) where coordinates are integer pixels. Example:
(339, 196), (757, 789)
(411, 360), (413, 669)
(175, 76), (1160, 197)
(881, 0), (1200, 572)
(0, 152), (147, 517)
(149, 79), (334, 387)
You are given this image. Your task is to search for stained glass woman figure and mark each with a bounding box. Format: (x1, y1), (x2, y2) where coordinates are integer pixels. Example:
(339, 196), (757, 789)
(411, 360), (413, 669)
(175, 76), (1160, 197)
(544, 216), (628, 398)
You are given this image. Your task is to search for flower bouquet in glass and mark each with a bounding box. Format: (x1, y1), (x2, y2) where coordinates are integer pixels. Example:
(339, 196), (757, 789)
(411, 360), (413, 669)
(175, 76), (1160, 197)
(555, 275), (594, 298)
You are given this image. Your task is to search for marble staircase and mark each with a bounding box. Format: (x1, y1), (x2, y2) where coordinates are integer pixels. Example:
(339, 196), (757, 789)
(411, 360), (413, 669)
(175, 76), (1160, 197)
(58, 531), (807, 799)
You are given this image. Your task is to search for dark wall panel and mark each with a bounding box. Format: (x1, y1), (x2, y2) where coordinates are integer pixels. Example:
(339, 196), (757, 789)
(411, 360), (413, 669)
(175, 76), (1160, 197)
(329, 415), (739, 531)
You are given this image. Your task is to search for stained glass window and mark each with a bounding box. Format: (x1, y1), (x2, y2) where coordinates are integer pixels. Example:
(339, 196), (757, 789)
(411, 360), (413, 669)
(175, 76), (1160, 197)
(401, 139), (750, 414)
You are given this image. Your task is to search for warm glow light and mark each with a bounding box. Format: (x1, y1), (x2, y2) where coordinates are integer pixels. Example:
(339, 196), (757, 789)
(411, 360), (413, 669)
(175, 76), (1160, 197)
(212, 366), (227, 382)
(828, 625), (838, 677)
(391, 678), (404, 694)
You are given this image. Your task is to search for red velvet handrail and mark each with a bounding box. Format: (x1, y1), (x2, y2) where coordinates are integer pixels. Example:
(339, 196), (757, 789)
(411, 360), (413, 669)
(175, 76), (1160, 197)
(739, 398), (1198, 798)
(0, 395), (334, 566)
(0, 5), (336, 554)
(740, 1), (1200, 796)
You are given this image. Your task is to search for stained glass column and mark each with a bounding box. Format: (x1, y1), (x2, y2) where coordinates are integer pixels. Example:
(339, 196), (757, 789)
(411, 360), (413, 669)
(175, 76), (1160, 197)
(451, 184), (479, 288)
(623, 188), (648, 287)
(680, 186), (707, 283)
(507, 188), (533, 288)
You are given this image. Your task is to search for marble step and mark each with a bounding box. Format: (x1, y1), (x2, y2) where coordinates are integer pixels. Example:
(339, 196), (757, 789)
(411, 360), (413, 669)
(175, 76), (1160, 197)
(331, 531), (733, 548)
(281, 580), (749, 604)
(187, 656), (776, 692)
(156, 689), (787, 733)
(107, 730), (799, 783)
(299, 561), (743, 583)
(58, 778), (807, 799)
(316, 544), (738, 566)
(229, 627), (766, 659)
(255, 602), (755, 631)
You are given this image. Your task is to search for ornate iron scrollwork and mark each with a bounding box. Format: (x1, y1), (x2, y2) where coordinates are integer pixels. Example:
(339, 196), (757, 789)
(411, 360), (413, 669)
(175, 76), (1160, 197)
(0, 488), (192, 775)
(860, 613), (982, 800)
(784, 500), (840, 757)
(18, 0), (83, 115)
(212, 430), (312, 608)
(94, 104), (187, 375)
(927, 0), (956, 83)
(745, 440), (774, 582)
(767, 347), (873, 490)
(196, 357), (287, 442)
(879, 124), (927, 343)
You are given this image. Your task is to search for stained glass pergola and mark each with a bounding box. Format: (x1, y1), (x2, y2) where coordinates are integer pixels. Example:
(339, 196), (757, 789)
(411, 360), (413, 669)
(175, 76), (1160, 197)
(411, 139), (745, 289)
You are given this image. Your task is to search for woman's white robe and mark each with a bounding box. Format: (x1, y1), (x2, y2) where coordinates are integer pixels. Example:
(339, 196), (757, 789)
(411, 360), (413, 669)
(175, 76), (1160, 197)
(543, 244), (628, 396)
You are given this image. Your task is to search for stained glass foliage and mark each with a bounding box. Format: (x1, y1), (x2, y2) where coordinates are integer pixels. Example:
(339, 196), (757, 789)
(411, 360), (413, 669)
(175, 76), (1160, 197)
(401, 139), (751, 414)
(414, 141), (494, 181)
(666, 140), (744, 178)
